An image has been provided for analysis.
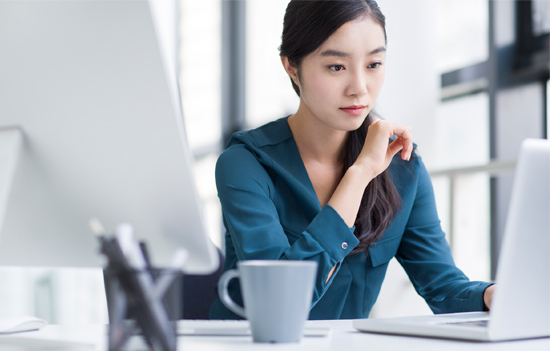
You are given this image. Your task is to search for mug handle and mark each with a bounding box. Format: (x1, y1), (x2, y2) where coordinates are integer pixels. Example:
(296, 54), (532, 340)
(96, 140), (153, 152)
(217, 269), (246, 318)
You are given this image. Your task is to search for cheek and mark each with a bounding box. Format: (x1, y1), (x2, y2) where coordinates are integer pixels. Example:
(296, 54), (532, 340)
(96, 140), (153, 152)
(301, 72), (340, 104)
(369, 71), (386, 97)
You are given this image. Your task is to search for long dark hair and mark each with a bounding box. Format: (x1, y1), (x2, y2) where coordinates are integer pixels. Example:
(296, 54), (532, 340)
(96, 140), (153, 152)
(279, 0), (402, 255)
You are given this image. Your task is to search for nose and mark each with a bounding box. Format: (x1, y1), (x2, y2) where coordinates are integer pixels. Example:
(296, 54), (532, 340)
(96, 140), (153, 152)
(345, 70), (368, 97)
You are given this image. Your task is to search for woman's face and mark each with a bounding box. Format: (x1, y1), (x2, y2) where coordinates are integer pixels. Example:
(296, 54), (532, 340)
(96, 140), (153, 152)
(289, 16), (386, 132)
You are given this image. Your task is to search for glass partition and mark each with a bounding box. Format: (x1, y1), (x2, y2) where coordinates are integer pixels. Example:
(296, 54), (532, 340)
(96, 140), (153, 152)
(436, 0), (489, 73)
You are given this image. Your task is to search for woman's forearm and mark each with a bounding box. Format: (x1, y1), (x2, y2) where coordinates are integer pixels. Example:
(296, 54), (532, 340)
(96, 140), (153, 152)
(327, 164), (374, 227)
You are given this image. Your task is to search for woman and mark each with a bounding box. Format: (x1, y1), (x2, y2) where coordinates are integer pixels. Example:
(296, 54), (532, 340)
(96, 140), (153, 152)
(210, 0), (494, 320)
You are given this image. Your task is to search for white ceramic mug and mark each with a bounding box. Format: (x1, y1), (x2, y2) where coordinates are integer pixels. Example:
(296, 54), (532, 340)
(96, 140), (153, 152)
(218, 260), (318, 343)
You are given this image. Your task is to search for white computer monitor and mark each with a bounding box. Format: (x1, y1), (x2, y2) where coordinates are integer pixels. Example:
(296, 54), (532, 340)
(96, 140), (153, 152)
(0, 0), (218, 274)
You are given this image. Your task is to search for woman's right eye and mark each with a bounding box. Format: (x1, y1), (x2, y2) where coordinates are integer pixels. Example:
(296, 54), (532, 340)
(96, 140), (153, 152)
(328, 64), (345, 72)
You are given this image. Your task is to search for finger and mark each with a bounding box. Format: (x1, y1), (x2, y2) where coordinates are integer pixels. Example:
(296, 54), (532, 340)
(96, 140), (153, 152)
(387, 137), (404, 158)
(399, 136), (412, 161)
(389, 124), (413, 160)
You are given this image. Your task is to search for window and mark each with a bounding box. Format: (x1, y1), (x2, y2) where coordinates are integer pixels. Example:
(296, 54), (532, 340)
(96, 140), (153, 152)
(436, 0), (549, 280)
(434, 0), (492, 281)
(178, 0), (223, 248)
(434, 93), (490, 281)
(437, 0), (489, 73)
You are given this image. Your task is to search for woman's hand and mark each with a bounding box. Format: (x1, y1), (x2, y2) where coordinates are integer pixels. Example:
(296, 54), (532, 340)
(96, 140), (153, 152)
(483, 285), (495, 310)
(355, 119), (413, 179)
(327, 119), (413, 227)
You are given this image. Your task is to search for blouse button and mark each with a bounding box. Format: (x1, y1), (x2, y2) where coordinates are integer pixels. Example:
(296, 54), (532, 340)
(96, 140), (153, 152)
(341, 242), (348, 250)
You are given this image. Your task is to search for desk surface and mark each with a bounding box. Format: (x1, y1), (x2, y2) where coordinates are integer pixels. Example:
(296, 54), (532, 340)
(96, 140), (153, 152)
(1, 320), (549, 351)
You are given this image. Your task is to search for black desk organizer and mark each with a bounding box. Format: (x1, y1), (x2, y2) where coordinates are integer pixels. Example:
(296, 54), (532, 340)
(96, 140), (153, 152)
(104, 267), (182, 351)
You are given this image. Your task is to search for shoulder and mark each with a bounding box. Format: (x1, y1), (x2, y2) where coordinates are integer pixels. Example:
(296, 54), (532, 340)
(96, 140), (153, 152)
(389, 144), (423, 174)
(215, 143), (276, 200)
(226, 117), (293, 150)
(217, 116), (294, 180)
(388, 145), (430, 193)
(215, 143), (268, 184)
(216, 118), (292, 193)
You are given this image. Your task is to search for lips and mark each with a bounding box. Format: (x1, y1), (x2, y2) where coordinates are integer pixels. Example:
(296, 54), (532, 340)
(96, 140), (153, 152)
(340, 105), (366, 116)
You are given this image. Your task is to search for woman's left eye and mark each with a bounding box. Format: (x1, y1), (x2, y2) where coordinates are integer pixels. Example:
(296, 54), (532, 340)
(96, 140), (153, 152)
(368, 62), (383, 69)
(328, 64), (345, 72)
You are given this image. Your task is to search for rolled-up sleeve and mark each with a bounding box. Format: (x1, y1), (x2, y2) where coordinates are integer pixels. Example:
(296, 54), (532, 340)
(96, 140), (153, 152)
(395, 157), (492, 313)
(216, 145), (359, 307)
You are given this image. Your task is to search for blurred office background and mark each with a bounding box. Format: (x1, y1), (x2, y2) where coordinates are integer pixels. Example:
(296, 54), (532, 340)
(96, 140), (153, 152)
(0, 0), (548, 323)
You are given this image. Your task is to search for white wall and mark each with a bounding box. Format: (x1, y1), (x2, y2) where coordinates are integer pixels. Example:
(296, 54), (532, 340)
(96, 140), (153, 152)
(246, 0), (300, 128)
(376, 0), (439, 167)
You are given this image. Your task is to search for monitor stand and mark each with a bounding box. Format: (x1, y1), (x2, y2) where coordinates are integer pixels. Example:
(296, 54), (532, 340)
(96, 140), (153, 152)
(0, 127), (22, 234)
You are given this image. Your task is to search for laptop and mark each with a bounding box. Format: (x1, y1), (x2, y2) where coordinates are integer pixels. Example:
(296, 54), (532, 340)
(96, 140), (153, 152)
(354, 138), (550, 342)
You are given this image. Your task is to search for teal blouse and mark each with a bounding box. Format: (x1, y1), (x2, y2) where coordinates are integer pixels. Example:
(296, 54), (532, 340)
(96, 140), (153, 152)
(209, 117), (491, 320)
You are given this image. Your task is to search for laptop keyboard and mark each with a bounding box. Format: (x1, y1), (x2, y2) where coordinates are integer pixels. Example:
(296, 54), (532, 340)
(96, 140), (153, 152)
(442, 319), (489, 328)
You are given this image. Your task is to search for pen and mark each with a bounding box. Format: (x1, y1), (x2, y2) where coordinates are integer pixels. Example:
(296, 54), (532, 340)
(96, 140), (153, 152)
(139, 241), (152, 270)
(89, 218), (130, 270)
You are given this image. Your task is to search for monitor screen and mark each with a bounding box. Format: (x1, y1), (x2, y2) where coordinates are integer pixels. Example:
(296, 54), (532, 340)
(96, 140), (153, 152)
(0, 0), (218, 274)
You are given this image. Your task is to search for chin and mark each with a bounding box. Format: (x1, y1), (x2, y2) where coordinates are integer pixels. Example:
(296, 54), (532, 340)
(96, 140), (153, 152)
(317, 111), (368, 132)
(344, 115), (368, 131)
(332, 121), (364, 133)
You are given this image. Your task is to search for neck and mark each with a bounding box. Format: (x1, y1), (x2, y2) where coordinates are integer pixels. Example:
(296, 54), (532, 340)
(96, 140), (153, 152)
(287, 103), (348, 166)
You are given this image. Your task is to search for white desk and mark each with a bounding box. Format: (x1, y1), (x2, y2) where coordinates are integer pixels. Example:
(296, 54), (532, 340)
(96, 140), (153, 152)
(1, 320), (549, 350)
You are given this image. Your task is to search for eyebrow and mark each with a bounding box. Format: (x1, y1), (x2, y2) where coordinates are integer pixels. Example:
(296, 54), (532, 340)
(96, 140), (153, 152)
(320, 46), (386, 57)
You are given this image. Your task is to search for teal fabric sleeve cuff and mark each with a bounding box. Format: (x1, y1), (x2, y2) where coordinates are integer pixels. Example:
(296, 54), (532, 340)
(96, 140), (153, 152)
(467, 282), (495, 312)
(305, 204), (359, 262)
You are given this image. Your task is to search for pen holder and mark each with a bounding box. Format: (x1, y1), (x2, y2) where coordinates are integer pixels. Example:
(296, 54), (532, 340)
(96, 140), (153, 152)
(103, 267), (182, 351)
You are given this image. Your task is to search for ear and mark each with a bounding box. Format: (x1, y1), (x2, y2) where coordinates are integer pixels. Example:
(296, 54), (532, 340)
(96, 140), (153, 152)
(280, 56), (300, 87)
